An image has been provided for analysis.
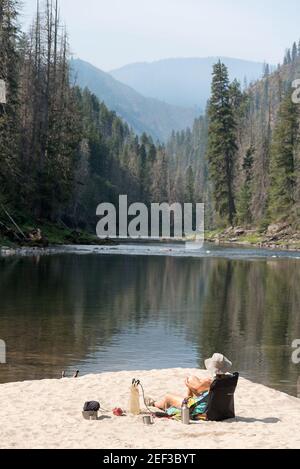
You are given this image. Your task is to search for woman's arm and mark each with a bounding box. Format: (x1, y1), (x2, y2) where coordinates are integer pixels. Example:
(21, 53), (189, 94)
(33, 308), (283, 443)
(185, 376), (196, 397)
(185, 376), (212, 397)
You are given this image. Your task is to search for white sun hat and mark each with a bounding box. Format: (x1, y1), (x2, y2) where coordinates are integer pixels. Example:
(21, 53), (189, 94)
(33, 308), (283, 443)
(205, 353), (232, 376)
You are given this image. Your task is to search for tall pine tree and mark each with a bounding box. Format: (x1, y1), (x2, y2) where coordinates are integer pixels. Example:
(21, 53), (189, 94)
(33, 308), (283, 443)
(206, 61), (237, 226)
(268, 90), (299, 220)
(292, 42), (298, 62)
(237, 146), (255, 225)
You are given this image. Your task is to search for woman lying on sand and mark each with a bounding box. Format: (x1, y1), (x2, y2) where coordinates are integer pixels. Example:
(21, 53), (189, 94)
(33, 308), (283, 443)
(145, 353), (232, 411)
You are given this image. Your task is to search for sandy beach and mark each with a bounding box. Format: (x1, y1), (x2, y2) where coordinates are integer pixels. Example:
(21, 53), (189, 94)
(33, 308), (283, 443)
(0, 368), (299, 449)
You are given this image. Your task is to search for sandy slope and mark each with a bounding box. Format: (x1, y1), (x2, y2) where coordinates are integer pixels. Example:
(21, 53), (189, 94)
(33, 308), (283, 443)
(0, 368), (299, 449)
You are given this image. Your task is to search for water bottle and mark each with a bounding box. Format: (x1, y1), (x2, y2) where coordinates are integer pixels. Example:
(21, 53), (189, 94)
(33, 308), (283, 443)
(129, 379), (141, 415)
(181, 399), (190, 425)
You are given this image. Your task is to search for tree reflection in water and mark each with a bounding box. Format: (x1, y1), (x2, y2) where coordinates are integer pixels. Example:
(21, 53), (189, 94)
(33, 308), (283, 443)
(0, 253), (300, 396)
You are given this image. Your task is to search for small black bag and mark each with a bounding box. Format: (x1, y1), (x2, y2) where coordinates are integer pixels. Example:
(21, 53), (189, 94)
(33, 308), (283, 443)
(83, 401), (100, 412)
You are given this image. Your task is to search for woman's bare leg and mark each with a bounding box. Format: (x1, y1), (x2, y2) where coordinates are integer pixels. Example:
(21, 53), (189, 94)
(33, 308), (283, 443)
(154, 394), (183, 410)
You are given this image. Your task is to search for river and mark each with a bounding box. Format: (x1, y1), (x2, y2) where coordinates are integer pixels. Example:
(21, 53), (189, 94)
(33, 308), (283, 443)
(0, 243), (300, 396)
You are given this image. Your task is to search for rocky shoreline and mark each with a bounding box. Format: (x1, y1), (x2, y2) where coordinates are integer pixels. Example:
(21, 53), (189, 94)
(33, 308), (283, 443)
(0, 245), (65, 257)
(206, 222), (300, 251)
(0, 242), (117, 258)
(2, 222), (300, 257)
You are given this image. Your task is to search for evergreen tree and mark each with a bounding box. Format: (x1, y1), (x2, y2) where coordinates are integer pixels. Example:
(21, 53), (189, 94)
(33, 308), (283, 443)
(18, 1), (82, 220)
(292, 42), (298, 62)
(148, 143), (157, 164)
(237, 146), (255, 225)
(262, 62), (270, 77)
(152, 148), (169, 202)
(0, 0), (20, 204)
(206, 61), (237, 226)
(269, 90), (299, 220)
(171, 167), (185, 204)
(284, 48), (292, 65)
(138, 143), (149, 202)
(185, 165), (195, 203)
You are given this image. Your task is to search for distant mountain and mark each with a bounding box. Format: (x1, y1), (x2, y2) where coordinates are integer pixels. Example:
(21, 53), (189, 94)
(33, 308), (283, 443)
(110, 57), (267, 109)
(70, 59), (197, 141)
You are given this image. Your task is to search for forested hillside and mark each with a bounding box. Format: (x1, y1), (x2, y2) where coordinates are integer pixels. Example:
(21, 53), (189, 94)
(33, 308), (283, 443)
(0, 0), (171, 243)
(235, 52), (300, 230)
(165, 46), (300, 237)
(2, 0), (300, 247)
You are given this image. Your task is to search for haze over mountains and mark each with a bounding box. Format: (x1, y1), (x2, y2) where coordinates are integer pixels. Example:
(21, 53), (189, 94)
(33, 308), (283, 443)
(71, 59), (197, 142)
(111, 57), (266, 109)
(72, 57), (266, 141)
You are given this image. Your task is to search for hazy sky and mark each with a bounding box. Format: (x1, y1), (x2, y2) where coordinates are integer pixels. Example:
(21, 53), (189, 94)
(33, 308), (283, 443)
(21, 0), (300, 71)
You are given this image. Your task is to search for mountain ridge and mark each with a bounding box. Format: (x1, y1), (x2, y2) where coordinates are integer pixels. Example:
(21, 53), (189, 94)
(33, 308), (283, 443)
(70, 58), (197, 141)
(110, 56), (268, 109)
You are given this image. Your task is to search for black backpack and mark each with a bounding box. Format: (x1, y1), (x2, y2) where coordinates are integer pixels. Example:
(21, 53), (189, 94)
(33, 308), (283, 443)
(83, 401), (100, 412)
(206, 372), (239, 421)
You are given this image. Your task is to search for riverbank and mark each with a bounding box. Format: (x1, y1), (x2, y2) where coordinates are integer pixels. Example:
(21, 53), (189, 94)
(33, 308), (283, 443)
(2, 217), (300, 255)
(0, 217), (116, 251)
(0, 368), (299, 449)
(206, 223), (300, 251)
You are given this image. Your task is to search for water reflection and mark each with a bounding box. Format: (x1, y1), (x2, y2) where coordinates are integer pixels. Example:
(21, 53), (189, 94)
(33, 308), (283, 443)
(0, 251), (300, 396)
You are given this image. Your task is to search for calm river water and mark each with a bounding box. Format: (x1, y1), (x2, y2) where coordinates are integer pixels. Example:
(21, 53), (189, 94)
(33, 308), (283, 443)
(0, 243), (300, 396)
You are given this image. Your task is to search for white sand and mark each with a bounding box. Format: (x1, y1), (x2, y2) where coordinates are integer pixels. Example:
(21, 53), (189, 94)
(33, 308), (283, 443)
(0, 368), (299, 449)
